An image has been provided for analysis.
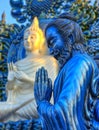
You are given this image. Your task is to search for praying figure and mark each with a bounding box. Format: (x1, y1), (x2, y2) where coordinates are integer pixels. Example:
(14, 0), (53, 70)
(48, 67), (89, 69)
(0, 17), (59, 122)
(34, 13), (99, 130)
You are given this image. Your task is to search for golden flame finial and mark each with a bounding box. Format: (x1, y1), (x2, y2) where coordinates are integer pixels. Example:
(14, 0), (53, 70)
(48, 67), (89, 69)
(30, 17), (39, 31)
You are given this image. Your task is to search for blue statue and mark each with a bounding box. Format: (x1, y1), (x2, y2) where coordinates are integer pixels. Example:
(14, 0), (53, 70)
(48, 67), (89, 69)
(34, 13), (99, 130)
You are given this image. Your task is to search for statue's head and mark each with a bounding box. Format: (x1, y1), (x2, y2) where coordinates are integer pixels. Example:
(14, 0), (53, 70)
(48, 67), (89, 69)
(45, 13), (85, 67)
(24, 17), (47, 55)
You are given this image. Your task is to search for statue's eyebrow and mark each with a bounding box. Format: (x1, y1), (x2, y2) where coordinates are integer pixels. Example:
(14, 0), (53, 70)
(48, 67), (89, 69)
(47, 36), (55, 42)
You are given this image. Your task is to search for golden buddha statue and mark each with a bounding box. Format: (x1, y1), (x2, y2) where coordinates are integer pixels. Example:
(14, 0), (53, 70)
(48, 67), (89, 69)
(0, 17), (59, 122)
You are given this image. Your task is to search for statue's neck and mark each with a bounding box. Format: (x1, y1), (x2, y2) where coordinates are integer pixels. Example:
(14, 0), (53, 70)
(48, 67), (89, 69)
(26, 50), (42, 57)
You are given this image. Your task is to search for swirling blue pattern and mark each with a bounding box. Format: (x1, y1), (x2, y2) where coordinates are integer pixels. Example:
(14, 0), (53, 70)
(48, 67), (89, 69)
(10, 0), (54, 23)
(10, 0), (75, 23)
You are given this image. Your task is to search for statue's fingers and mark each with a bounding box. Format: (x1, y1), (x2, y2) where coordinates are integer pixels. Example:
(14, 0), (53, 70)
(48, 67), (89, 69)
(48, 78), (52, 89)
(38, 82), (42, 98)
(34, 70), (39, 96)
(39, 68), (46, 97)
(45, 69), (48, 82)
(43, 79), (48, 93)
(41, 67), (45, 83)
(41, 82), (46, 97)
(38, 68), (44, 98)
(38, 69), (42, 98)
(34, 77), (40, 100)
(48, 78), (52, 94)
(35, 72), (38, 82)
(34, 82), (39, 99)
(44, 78), (52, 100)
(38, 69), (42, 83)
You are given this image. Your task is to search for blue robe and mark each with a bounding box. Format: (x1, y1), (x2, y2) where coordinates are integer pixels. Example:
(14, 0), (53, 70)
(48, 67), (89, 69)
(37, 53), (99, 130)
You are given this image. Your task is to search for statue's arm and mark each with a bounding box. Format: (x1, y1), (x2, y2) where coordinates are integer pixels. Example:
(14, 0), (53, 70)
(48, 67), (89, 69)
(34, 55), (94, 129)
(25, 77), (34, 85)
(14, 70), (34, 85)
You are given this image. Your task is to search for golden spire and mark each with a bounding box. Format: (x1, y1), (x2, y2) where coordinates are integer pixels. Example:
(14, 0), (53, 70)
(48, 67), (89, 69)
(77, 0), (82, 3)
(1, 11), (6, 24)
(30, 17), (39, 31)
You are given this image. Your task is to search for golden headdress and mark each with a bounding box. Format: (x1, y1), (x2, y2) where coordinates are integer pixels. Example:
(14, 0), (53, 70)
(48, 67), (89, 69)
(29, 17), (43, 35)
(25, 17), (47, 54)
(26, 17), (45, 42)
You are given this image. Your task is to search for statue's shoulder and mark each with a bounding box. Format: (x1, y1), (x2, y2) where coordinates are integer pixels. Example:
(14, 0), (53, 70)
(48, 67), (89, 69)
(44, 55), (59, 66)
(64, 53), (94, 70)
(72, 53), (92, 62)
(44, 55), (58, 62)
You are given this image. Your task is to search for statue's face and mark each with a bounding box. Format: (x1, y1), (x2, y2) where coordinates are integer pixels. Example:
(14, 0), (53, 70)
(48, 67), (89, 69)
(24, 29), (35, 51)
(24, 28), (46, 55)
(45, 26), (65, 60)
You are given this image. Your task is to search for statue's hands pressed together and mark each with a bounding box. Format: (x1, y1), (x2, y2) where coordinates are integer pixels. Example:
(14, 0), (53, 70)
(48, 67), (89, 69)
(34, 67), (52, 105)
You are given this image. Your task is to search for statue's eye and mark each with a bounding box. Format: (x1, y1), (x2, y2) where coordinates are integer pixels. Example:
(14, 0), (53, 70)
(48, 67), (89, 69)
(48, 40), (53, 47)
(49, 38), (56, 47)
(50, 39), (54, 44)
(31, 36), (34, 39)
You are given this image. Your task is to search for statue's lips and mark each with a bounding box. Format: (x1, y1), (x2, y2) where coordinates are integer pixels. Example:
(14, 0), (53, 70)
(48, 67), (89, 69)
(25, 46), (32, 50)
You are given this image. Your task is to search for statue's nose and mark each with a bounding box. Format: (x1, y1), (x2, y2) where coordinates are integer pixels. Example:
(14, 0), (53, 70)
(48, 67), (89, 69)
(27, 37), (30, 42)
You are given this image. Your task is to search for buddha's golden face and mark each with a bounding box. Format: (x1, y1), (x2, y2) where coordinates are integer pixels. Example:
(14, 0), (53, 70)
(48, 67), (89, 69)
(24, 29), (40, 52)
